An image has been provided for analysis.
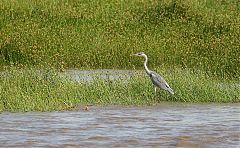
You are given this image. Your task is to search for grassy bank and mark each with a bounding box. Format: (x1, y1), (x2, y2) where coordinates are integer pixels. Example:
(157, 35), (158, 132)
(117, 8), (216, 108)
(0, 0), (239, 78)
(0, 68), (239, 112)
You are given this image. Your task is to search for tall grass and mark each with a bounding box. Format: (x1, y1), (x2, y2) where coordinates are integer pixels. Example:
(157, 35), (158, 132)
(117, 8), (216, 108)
(0, 0), (239, 78)
(0, 68), (239, 112)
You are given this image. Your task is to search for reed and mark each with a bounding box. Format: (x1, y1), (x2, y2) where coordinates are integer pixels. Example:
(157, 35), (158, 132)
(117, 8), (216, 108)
(0, 68), (239, 112)
(0, 0), (239, 78)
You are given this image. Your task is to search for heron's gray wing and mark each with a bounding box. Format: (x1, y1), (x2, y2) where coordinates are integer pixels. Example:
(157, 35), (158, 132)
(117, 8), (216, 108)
(149, 71), (174, 94)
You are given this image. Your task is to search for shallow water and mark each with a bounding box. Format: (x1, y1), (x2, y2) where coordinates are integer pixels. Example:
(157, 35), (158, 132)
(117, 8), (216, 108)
(61, 69), (145, 81)
(0, 103), (239, 147)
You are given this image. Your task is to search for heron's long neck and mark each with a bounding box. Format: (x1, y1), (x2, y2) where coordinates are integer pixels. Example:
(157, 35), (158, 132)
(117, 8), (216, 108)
(143, 55), (150, 75)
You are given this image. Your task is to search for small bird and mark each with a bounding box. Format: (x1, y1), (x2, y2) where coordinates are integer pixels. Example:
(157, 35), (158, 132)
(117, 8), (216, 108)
(132, 52), (174, 95)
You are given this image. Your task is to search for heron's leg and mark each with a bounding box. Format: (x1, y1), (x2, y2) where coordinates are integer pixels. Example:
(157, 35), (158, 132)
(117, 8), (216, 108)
(154, 87), (157, 94)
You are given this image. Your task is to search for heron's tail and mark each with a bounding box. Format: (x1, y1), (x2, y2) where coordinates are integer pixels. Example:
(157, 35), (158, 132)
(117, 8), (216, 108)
(168, 88), (174, 95)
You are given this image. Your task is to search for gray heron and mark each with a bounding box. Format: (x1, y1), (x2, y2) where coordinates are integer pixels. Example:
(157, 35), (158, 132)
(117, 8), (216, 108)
(132, 52), (174, 95)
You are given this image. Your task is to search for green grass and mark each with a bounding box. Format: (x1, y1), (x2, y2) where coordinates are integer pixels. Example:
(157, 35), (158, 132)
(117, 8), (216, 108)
(0, 68), (239, 112)
(0, 1), (239, 111)
(0, 0), (239, 78)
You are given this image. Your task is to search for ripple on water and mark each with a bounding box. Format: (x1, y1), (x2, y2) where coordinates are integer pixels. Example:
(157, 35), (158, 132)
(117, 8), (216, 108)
(0, 104), (239, 147)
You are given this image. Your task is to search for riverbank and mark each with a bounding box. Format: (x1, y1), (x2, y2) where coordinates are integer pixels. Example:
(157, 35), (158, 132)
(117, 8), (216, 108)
(0, 67), (239, 112)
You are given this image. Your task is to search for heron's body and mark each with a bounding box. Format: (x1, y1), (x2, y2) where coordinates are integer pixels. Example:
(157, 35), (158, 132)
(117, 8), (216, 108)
(132, 52), (174, 95)
(149, 70), (174, 94)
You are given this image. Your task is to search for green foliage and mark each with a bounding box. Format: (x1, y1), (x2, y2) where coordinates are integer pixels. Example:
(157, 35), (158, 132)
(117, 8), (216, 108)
(0, 68), (239, 112)
(0, 0), (239, 78)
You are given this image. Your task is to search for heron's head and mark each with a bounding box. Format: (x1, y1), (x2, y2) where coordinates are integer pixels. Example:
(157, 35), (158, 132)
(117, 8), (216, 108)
(132, 52), (146, 57)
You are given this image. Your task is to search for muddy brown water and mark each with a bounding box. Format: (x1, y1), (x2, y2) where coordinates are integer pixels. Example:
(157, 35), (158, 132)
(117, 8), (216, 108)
(0, 103), (239, 147)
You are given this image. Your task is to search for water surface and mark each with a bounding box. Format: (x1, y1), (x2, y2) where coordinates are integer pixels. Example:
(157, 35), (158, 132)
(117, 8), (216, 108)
(61, 69), (145, 81)
(0, 103), (239, 147)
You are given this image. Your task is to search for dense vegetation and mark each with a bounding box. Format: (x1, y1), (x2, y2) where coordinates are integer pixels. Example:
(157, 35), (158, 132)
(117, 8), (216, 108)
(0, 0), (239, 111)
(0, 0), (239, 78)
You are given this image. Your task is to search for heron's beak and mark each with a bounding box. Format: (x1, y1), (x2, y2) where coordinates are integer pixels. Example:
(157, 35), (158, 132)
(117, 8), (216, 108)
(130, 53), (137, 56)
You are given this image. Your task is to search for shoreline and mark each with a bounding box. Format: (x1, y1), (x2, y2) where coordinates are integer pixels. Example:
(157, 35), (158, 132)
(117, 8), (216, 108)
(0, 68), (239, 112)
